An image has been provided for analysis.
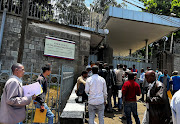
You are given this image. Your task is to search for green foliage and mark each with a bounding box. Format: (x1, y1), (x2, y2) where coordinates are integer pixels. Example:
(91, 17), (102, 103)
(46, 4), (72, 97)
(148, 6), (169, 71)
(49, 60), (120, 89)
(171, 0), (180, 17)
(139, 0), (180, 17)
(139, 0), (172, 15)
(91, 0), (124, 14)
(56, 0), (89, 25)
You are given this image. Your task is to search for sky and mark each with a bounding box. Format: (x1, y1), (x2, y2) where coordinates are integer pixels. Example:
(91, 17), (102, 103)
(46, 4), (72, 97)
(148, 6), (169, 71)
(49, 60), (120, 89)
(85, 0), (144, 11)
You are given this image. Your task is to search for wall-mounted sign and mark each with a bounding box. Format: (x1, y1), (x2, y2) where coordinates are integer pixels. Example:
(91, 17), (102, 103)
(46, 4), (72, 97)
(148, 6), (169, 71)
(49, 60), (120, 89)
(44, 36), (75, 60)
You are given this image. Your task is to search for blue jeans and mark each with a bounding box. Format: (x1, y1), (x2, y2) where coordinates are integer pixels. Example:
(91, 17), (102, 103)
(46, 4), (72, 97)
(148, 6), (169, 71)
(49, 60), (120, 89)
(124, 102), (140, 124)
(34, 103), (54, 124)
(117, 85), (122, 110)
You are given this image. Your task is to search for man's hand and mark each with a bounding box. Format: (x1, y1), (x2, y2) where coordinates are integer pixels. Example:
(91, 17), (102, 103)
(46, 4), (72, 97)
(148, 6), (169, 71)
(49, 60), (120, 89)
(32, 94), (36, 100)
(40, 105), (45, 112)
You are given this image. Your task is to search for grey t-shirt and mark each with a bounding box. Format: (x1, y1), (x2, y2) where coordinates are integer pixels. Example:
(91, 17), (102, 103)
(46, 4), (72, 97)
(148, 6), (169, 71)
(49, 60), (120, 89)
(163, 76), (167, 88)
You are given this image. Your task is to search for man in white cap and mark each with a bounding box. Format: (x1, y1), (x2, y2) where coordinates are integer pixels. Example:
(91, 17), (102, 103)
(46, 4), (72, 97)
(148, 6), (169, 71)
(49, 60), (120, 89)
(86, 65), (93, 77)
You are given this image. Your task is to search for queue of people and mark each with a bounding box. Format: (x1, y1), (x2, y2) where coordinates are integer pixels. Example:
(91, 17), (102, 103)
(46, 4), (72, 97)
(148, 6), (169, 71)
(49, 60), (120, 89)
(76, 61), (180, 124)
(2, 62), (180, 124)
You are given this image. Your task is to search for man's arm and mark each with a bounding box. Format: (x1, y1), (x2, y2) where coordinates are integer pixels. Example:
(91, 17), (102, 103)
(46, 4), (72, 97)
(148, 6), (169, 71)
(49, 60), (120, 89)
(35, 79), (46, 105)
(85, 79), (90, 94)
(171, 95), (178, 124)
(158, 75), (162, 82)
(122, 83), (127, 97)
(136, 84), (141, 96)
(103, 79), (107, 102)
(6, 81), (32, 107)
(79, 77), (86, 85)
(169, 77), (173, 84)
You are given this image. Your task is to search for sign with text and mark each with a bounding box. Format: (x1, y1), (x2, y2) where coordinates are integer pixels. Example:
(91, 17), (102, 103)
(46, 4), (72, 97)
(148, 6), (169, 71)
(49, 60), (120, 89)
(44, 36), (75, 60)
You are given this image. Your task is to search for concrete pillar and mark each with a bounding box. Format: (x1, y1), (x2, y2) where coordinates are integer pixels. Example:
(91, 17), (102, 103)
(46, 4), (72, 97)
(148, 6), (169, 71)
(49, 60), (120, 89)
(145, 40), (148, 63)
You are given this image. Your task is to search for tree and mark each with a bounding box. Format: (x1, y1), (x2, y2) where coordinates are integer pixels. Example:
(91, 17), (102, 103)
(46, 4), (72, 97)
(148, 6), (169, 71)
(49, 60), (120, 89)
(139, 0), (172, 15)
(55, 0), (89, 26)
(91, 0), (123, 14)
(1, 0), (54, 21)
(171, 0), (180, 17)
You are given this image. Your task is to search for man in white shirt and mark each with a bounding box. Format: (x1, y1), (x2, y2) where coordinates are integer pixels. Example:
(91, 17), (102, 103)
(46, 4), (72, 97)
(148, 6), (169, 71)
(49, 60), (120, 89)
(85, 65), (107, 124)
(171, 90), (180, 124)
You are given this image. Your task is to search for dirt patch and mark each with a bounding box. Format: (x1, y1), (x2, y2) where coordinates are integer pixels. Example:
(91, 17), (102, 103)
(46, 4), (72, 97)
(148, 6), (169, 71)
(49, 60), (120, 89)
(85, 96), (146, 124)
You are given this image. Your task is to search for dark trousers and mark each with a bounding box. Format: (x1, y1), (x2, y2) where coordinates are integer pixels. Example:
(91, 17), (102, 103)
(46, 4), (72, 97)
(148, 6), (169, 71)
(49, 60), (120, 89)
(141, 87), (148, 101)
(107, 87), (113, 111)
(112, 86), (117, 106)
(140, 83), (143, 93)
(124, 102), (140, 124)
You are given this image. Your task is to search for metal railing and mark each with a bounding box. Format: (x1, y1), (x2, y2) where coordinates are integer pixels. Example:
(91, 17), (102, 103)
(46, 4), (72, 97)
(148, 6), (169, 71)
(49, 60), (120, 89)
(0, 63), (74, 124)
(0, 0), (103, 33)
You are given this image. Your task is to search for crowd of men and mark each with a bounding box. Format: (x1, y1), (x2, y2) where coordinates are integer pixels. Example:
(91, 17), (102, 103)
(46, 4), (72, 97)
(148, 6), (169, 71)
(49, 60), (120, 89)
(1, 62), (180, 124)
(76, 61), (180, 124)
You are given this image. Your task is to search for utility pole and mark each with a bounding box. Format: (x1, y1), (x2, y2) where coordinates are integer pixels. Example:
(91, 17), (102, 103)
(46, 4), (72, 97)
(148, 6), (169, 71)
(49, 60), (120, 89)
(145, 39), (148, 63)
(170, 32), (174, 53)
(17, 0), (29, 63)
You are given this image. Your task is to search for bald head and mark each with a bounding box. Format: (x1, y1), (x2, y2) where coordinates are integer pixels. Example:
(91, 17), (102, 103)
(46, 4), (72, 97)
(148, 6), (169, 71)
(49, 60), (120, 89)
(145, 70), (156, 83)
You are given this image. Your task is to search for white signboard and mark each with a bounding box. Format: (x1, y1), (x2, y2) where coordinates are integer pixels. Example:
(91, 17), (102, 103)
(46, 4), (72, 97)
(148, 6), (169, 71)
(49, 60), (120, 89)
(44, 36), (75, 60)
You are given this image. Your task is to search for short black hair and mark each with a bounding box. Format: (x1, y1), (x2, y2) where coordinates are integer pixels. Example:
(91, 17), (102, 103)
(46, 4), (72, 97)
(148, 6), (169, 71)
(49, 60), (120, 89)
(119, 64), (123, 68)
(148, 68), (153, 71)
(92, 65), (99, 74)
(95, 61), (100, 65)
(99, 63), (104, 69)
(11, 63), (23, 73)
(42, 64), (51, 73)
(128, 72), (135, 80)
(81, 71), (88, 75)
(109, 65), (113, 69)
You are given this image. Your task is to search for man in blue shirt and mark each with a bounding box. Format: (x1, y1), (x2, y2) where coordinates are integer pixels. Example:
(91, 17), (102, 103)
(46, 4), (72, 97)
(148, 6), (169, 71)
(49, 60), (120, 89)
(158, 70), (170, 91)
(170, 71), (180, 95)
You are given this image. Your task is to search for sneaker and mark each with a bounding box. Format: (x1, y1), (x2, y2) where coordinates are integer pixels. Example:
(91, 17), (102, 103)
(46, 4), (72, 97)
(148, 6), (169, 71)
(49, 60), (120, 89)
(137, 98), (144, 102)
(113, 105), (118, 108)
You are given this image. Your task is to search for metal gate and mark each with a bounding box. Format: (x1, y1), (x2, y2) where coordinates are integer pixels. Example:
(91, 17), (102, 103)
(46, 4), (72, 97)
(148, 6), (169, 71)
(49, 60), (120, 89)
(113, 56), (153, 77)
(88, 54), (98, 64)
(0, 63), (74, 124)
